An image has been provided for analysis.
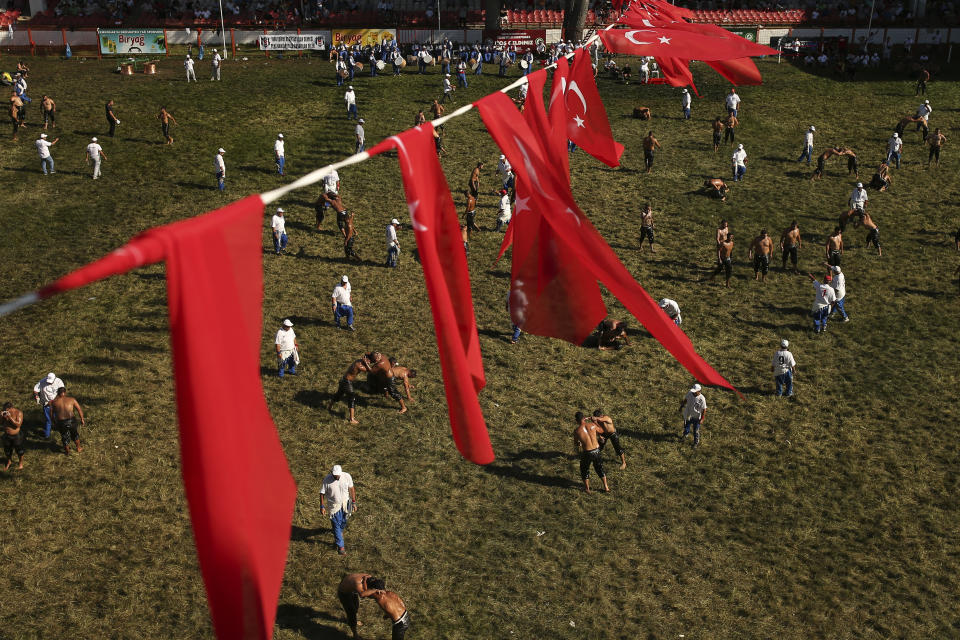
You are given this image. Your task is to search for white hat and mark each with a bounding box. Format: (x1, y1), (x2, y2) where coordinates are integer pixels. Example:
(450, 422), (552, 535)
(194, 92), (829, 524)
(831, 265), (842, 274)
(809, 125), (815, 131)
(46, 372), (56, 383)
(277, 207), (285, 213)
(91, 136), (97, 142)
(446, 73), (451, 77)
(780, 339), (789, 348)
(892, 132), (899, 138)
(40, 133), (47, 138)
(358, 118), (365, 123)
(332, 464), (342, 475)
(186, 54), (191, 58)
(278, 133), (283, 138)
(737, 143), (744, 149)
(658, 299), (668, 307)
(348, 85), (353, 89)
(690, 384), (702, 393)
(391, 218), (400, 225)
(681, 88), (688, 93)
(341, 275), (349, 282)
(218, 147), (225, 153)
(925, 99), (930, 104)
(213, 48), (217, 52)
(282, 319), (293, 327)
(499, 154), (505, 160)
(856, 182), (863, 188)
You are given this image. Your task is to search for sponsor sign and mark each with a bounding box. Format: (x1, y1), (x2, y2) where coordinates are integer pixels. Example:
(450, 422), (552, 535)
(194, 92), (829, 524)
(98, 29), (166, 55)
(484, 29), (546, 52)
(259, 34), (330, 50)
(724, 27), (758, 42)
(331, 29), (396, 48)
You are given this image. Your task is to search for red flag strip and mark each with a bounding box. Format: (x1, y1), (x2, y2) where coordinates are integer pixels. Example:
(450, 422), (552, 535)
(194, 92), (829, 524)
(600, 27), (778, 61)
(566, 49), (625, 168)
(38, 195), (297, 640)
(367, 126), (494, 465)
(621, 0), (696, 21)
(477, 91), (740, 394)
(705, 57), (764, 86)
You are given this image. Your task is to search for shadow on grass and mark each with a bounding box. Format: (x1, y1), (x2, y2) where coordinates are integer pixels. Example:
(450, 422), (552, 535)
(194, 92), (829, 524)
(286, 221), (316, 233)
(63, 372), (119, 384)
(483, 463), (578, 490)
(80, 355), (142, 370)
(503, 449), (568, 461)
(617, 427), (679, 443)
(100, 341), (164, 354)
(477, 327), (511, 343)
(290, 525), (328, 543)
(288, 315), (327, 327)
(123, 325), (166, 333)
(275, 604), (351, 640)
(238, 164), (276, 175)
(293, 389), (331, 408)
(175, 181), (214, 190)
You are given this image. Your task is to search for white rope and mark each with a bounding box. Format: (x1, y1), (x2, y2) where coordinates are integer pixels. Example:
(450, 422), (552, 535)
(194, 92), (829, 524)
(0, 19), (623, 318)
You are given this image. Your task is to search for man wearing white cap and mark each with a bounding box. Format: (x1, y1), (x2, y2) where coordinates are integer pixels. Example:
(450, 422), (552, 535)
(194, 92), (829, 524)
(85, 136), (106, 179)
(184, 54), (196, 82)
(35, 133), (58, 175)
(320, 464), (357, 555)
(849, 182), (868, 218)
(772, 339), (797, 397)
(210, 48), (222, 81)
(798, 125), (815, 163)
(496, 154), (511, 186)
(916, 99), (932, 135)
(887, 132), (902, 169)
(332, 276), (355, 330)
(344, 86), (357, 120)
(215, 148), (226, 191)
(725, 87), (741, 117)
(355, 118), (365, 154)
(441, 74), (454, 104)
(826, 264), (849, 322)
(679, 384), (707, 447)
(271, 207), (288, 255)
(680, 88), (691, 120)
(731, 143), (747, 182)
(658, 298), (681, 326)
(386, 218), (401, 268)
(275, 319), (299, 377)
(33, 372), (64, 438)
(808, 271), (836, 334)
(274, 133), (285, 176)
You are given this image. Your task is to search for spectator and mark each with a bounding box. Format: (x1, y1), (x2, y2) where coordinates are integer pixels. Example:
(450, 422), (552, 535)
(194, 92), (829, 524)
(320, 464), (357, 555)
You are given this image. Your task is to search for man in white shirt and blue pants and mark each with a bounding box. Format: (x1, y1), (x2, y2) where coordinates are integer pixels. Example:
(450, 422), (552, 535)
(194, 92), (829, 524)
(274, 133), (285, 176)
(33, 372), (64, 438)
(798, 125), (814, 163)
(320, 464), (357, 555)
(681, 88), (691, 120)
(332, 275), (355, 330)
(275, 318), (298, 377)
(679, 384), (707, 447)
(772, 339), (797, 397)
(386, 218), (400, 268)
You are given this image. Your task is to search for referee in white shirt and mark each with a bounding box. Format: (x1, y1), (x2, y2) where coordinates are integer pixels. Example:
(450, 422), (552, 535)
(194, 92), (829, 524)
(320, 464), (357, 555)
(772, 339), (797, 397)
(386, 218), (400, 268)
(332, 276), (355, 330)
(33, 372), (65, 438)
(274, 133), (285, 176)
(275, 318), (299, 377)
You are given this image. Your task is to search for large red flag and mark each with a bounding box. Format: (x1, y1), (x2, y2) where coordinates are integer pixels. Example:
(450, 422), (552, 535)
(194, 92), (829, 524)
(705, 57), (763, 85)
(477, 91), (740, 394)
(38, 195), (297, 640)
(600, 27), (778, 61)
(654, 56), (697, 90)
(566, 49), (624, 168)
(367, 126), (494, 464)
(621, 0), (695, 21)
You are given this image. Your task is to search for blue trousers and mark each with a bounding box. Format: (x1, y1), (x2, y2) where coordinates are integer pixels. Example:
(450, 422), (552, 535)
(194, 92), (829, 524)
(370, 66), (377, 77)
(386, 245), (399, 268)
(887, 150), (901, 169)
(42, 405), (53, 437)
(273, 232), (288, 254)
(511, 324), (522, 342)
(41, 156), (54, 175)
(682, 417), (701, 444)
(336, 73), (344, 86)
(216, 170), (225, 191)
(347, 104), (357, 119)
(348, 66), (354, 79)
(813, 305), (829, 332)
(683, 107), (691, 119)
(775, 371), (793, 396)
(733, 165), (746, 181)
(276, 156), (285, 175)
(830, 297), (848, 320)
(475, 62), (482, 74)
(798, 144), (813, 163)
(334, 303), (354, 328)
(331, 509), (347, 548)
(278, 353), (296, 377)
(458, 72), (468, 87)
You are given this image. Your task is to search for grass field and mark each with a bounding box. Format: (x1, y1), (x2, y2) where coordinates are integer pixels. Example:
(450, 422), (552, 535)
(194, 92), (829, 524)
(1, 49), (959, 639)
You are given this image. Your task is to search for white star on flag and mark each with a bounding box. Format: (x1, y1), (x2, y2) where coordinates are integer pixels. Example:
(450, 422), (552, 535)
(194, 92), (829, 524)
(573, 114), (585, 128)
(407, 199), (428, 231)
(514, 196), (531, 212)
(658, 36), (671, 44)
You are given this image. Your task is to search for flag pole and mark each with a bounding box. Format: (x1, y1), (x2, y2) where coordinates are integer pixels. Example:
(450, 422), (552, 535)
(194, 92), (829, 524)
(218, 0), (228, 58)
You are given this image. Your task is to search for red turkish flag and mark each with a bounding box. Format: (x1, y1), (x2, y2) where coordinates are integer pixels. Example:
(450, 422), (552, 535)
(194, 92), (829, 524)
(566, 49), (624, 168)
(600, 27), (778, 61)
(477, 91), (740, 394)
(367, 126), (493, 464)
(654, 56), (697, 90)
(39, 195), (298, 640)
(705, 57), (763, 85)
(621, 0), (695, 21)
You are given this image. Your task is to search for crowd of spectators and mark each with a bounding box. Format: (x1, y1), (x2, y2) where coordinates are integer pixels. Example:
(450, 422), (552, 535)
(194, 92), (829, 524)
(689, 0), (957, 26)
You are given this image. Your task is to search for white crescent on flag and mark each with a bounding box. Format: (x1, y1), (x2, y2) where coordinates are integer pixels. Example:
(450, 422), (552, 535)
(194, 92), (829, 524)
(624, 30), (654, 45)
(567, 81), (588, 115)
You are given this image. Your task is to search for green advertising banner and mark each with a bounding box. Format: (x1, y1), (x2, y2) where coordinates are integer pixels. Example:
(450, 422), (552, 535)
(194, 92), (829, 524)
(724, 28), (758, 42)
(98, 29), (167, 55)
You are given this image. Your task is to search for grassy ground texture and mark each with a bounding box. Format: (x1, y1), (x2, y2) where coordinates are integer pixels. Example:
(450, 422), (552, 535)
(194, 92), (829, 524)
(0, 49), (959, 639)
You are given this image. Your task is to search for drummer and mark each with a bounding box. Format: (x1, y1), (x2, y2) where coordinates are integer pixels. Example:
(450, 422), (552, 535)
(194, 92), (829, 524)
(456, 59), (468, 88)
(498, 50), (509, 77)
(441, 44), (452, 75)
(473, 45), (483, 75)
(522, 51), (534, 76)
(392, 51), (402, 76)
(369, 49), (378, 77)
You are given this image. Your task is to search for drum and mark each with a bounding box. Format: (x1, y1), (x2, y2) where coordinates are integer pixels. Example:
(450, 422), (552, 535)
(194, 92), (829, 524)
(441, 57), (451, 64)
(398, 56), (407, 68)
(407, 55), (418, 66)
(354, 62), (364, 72)
(143, 61), (157, 74)
(519, 59), (528, 70)
(121, 63), (134, 75)
(376, 60), (386, 71)
(339, 69), (349, 78)
(423, 52), (434, 65)
(470, 59), (479, 71)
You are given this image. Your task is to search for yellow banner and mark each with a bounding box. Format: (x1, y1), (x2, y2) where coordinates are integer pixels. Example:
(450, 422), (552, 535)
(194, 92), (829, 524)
(332, 29), (396, 48)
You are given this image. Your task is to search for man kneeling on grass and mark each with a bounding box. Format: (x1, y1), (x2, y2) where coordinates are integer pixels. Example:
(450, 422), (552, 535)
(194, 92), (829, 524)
(595, 318), (630, 350)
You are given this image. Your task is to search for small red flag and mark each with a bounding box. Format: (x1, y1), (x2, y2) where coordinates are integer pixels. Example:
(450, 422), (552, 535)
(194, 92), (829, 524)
(566, 49), (625, 168)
